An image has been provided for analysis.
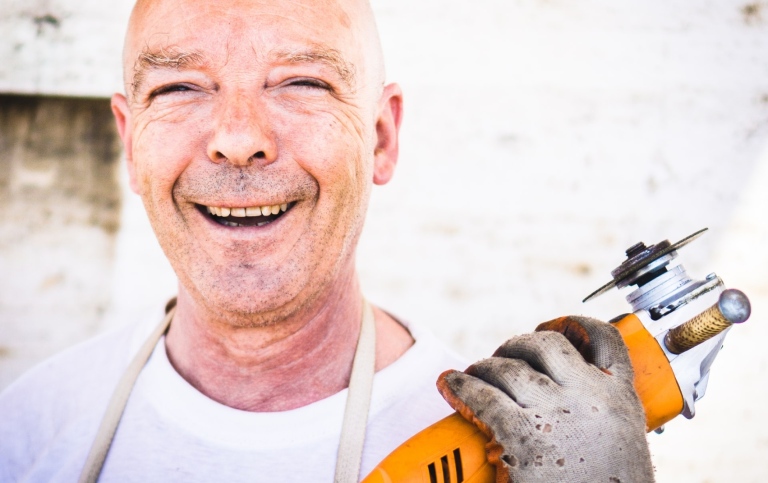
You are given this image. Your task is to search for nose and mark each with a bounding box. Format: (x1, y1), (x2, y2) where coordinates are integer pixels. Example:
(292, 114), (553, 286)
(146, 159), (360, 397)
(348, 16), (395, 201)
(206, 93), (277, 167)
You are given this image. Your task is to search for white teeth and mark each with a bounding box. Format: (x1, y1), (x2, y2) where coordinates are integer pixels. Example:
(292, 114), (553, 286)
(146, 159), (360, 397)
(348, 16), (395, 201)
(206, 203), (290, 218)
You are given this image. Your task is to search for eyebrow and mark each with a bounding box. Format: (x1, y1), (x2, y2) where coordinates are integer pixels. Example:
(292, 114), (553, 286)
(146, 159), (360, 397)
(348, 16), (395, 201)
(272, 47), (357, 87)
(130, 45), (357, 96)
(131, 46), (207, 95)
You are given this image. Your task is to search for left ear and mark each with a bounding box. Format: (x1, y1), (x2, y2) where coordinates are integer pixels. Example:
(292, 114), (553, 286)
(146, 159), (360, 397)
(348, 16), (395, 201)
(372, 83), (403, 185)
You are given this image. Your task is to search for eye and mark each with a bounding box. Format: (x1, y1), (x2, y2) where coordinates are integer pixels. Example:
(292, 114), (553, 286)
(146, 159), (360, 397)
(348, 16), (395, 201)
(287, 78), (331, 90)
(149, 83), (195, 98)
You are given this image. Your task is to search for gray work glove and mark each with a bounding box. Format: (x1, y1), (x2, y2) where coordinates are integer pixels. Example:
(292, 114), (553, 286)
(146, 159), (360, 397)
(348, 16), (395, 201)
(437, 316), (655, 483)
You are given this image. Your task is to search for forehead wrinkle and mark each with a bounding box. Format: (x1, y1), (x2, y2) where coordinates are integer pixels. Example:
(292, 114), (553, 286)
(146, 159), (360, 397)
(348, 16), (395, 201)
(272, 46), (357, 88)
(131, 45), (208, 95)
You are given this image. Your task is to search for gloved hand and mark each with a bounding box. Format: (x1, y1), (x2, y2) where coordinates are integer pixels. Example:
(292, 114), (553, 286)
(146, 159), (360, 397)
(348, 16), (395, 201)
(437, 316), (654, 483)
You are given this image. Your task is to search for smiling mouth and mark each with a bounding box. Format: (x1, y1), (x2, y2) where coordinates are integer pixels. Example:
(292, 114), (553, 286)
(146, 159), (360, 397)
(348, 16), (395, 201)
(198, 202), (294, 227)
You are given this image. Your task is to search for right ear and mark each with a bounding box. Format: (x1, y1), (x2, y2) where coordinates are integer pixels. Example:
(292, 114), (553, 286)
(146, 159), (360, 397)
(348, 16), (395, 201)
(111, 93), (140, 194)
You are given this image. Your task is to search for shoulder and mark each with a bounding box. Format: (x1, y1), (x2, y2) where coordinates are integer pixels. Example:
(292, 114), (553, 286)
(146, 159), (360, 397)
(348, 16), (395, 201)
(394, 318), (468, 372)
(0, 315), (154, 410)
(0, 311), (159, 480)
(371, 316), (467, 416)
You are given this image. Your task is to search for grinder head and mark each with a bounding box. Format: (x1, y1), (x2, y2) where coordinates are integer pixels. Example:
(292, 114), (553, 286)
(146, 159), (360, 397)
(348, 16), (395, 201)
(583, 228), (708, 303)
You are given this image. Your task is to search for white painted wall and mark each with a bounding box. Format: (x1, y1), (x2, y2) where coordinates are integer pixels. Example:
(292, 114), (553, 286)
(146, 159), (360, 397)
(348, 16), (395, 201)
(0, 0), (131, 97)
(2, 0), (768, 481)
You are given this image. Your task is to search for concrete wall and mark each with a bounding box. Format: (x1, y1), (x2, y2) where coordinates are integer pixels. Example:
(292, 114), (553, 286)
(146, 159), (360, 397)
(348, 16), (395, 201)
(0, 94), (122, 389)
(0, 0), (130, 97)
(1, 0), (767, 481)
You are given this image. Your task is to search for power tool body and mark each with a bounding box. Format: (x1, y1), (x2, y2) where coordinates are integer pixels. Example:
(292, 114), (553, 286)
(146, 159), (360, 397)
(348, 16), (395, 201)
(362, 228), (750, 483)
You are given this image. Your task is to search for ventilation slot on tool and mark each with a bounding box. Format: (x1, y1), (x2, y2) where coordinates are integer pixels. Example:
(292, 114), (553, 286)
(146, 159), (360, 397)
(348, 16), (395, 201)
(427, 448), (464, 483)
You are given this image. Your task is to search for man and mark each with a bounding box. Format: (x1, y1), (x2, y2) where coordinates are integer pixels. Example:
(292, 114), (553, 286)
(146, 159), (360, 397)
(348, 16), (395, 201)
(0, 0), (654, 481)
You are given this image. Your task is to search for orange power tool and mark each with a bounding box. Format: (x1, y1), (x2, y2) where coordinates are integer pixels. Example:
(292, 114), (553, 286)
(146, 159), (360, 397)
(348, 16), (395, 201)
(362, 228), (751, 483)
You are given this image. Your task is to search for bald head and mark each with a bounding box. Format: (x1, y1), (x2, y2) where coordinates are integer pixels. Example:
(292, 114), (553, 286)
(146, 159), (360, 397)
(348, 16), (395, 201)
(122, 0), (386, 102)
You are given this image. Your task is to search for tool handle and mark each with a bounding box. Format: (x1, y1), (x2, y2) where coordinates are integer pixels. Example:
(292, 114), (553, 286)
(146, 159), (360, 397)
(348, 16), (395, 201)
(664, 289), (750, 355)
(361, 412), (493, 483)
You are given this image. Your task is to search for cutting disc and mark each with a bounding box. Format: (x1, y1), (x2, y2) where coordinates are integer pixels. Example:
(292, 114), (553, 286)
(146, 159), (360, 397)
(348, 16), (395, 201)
(582, 228), (708, 303)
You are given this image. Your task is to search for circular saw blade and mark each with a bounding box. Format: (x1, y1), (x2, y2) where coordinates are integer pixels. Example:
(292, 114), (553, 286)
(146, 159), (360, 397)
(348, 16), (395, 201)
(582, 228), (708, 303)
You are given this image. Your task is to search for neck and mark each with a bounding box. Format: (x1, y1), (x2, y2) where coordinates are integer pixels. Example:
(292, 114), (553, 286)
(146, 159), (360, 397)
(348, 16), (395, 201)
(164, 270), (413, 411)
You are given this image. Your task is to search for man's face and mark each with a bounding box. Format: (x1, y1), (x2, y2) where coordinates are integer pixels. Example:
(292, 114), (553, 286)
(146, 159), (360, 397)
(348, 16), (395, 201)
(112, 0), (401, 322)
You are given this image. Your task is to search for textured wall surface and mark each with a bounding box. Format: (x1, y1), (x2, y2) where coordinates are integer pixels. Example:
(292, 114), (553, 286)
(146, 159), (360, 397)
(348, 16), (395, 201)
(0, 0), (131, 96)
(0, 95), (122, 389)
(1, 1), (767, 481)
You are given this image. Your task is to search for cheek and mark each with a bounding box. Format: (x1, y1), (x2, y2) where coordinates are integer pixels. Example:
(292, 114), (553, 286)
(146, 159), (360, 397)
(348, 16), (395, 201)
(299, 120), (373, 252)
(271, 105), (373, 196)
(132, 108), (210, 201)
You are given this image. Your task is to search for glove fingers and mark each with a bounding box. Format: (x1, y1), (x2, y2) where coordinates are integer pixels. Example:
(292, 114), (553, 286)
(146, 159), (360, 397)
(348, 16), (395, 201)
(437, 370), (523, 438)
(536, 316), (633, 379)
(438, 370), (536, 483)
(535, 316), (595, 363)
(465, 357), (557, 408)
(492, 331), (595, 386)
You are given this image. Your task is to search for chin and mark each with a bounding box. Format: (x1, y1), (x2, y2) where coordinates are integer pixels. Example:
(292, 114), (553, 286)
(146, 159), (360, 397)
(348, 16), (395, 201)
(176, 244), (349, 324)
(185, 269), (318, 325)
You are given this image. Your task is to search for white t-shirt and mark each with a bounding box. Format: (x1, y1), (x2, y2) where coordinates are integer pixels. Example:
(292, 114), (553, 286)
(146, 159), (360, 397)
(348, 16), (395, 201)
(0, 309), (467, 483)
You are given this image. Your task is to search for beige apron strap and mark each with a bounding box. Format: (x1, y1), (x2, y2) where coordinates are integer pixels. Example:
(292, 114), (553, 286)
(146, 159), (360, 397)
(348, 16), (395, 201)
(77, 304), (176, 483)
(334, 299), (377, 483)
(78, 298), (375, 483)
